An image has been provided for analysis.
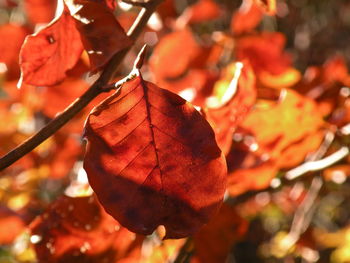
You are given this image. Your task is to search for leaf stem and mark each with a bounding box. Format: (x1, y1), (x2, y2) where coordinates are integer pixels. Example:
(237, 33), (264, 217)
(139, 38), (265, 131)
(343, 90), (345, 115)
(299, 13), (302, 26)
(0, 0), (163, 171)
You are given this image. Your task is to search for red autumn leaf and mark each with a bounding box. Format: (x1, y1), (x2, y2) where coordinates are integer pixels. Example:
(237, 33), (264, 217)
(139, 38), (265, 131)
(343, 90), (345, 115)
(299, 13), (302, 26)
(227, 150), (278, 196)
(322, 55), (349, 84)
(66, 57), (90, 78)
(0, 206), (25, 245)
(150, 29), (215, 97)
(19, 7), (83, 86)
(295, 56), (350, 119)
(236, 32), (291, 75)
(178, 0), (221, 25)
(192, 204), (248, 263)
(150, 29), (203, 80)
(65, 0), (133, 72)
(231, 1), (263, 35)
(204, 62), (257, 154)
(23, 0), (57, 24)
(0, 24), (29, 80)
(239, 89), (324, 160)
(83, 75), (227, 238)
(30, 195), (143, 263)
(275, 129), (325, 169)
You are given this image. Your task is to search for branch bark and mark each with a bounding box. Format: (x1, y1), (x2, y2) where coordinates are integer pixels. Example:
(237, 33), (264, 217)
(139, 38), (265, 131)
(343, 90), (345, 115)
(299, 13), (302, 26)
(0, 0), (163, 171)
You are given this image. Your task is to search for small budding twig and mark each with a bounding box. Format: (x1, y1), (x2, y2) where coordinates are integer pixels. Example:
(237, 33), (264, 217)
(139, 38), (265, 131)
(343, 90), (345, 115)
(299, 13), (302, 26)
(0, 0), (164, 171)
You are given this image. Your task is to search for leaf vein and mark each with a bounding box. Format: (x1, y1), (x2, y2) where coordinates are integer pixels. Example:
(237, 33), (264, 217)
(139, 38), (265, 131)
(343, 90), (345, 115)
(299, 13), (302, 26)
(118, 142), (152, 175)
(149, 104), (177, 119)
(152, 125), (188, 147)
(141, 79), (165, 194)
(94, 96), (145, 131)
(111, 117), (148, 147)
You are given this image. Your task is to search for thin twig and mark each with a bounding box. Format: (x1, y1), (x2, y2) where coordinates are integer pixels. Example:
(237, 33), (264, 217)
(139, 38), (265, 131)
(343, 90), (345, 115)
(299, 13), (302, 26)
(306, 130), (335, 162)
(285, 146), (349, 180)
(277, 177), (323, 253)
(0, 0), (163, 171)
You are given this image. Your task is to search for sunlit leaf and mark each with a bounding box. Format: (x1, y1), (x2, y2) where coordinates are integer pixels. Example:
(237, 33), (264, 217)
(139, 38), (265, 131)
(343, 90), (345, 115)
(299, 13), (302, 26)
(150, 29), (203, 80)
(204, 61), (257, 154)
(259, 67), (301, 89)
(19, 7), (83, 86)
(150, 29), (218, 102)
(236, 32), (291, 75)
(276, 130), (324, 169)
(239, 89), (324, 160)
(83, 75), (227, 238)
(228, 158), (278, 196)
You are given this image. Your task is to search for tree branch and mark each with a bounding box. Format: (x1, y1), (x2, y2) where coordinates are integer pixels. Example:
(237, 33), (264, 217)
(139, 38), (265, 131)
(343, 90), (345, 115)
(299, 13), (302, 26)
(275, 176), (323, 254)
(285, 146), (349, 180)
(0, 0), (163, 171)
